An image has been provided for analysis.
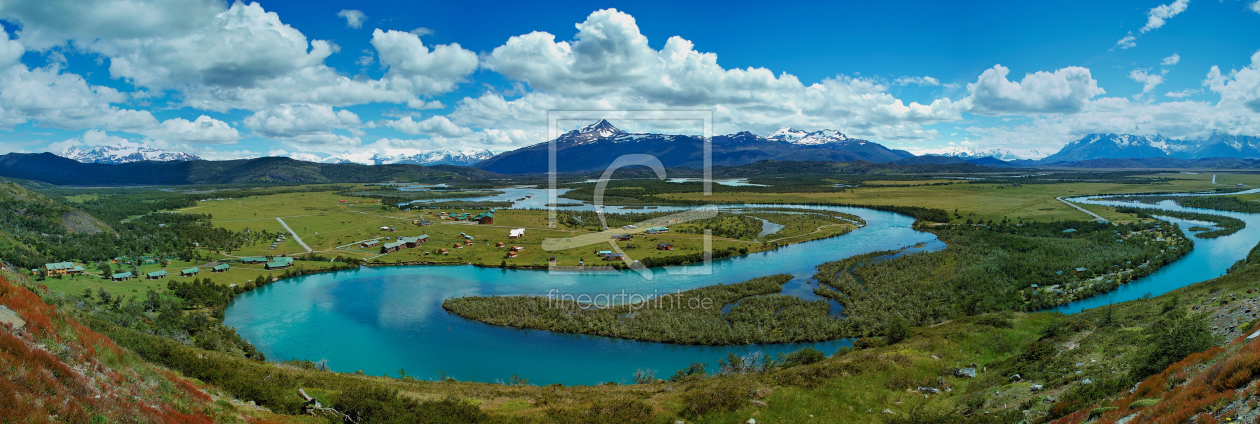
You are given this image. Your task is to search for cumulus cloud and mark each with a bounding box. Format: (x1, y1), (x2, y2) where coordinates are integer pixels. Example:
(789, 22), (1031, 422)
(962, 65), (1105, 115)
(143, 115), (241, 144)
(0, 0), (226, 51)
(370, 29), (480, 95)
(474, 8), (960, 141)
(48, 129), (132, 153)
(337, 9), (367, 29)
(1129, 69), (1165, 99)
(1162, 53), (1181, 66)
(1251, 0), (1260, 14)
(382, 116), (473, 137)
(893, 76), (943, 86)
(1204, 49), (1260, 113)
(1141, 0), (1190, 33)
(243, 103), (362, 147)
(1115, 34), (1137, 50)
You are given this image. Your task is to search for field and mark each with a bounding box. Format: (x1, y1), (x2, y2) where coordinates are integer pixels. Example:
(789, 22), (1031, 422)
(659, 173), (1260, 224)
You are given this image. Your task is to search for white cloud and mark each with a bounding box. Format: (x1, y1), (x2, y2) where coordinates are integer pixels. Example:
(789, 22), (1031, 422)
(0, 0), (226, 51)
(1128, 69), (1165, 98)
(1141, 0), (1190, 33)
(1251, 0), (1260, 14)
(143, 115), (240, 144)
(475, 9), (960, 141)
(243, 103), (362, 147)
(337, 9), (367, 29)
(1115, 34), (1137, 50)
(962, 65), (1105, 115)
(1164, 88), (1202, 98)
(382, 116), (473, 137)
(893, 76), (943, 86)
(370, 29), (480, 96)
(1204, 49), (1260, 113)
(48, 129), (132, 153)
(410, 27), (434, 36)
(1162, 53), (1181, 66)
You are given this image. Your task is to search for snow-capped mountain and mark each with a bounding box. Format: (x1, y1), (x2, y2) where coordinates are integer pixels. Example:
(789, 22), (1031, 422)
(60, 141), (200, 164)
(1041, 134), (1206, 163)
(318, 149), (495, 166)
(766, 128), (851, 145)
(477, 120), (915, 173)
(911, 145), (1032, 161)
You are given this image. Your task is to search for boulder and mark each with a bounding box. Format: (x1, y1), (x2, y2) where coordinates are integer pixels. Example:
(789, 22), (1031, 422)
(917, 387), (941, 394)
(1010, 373), (1022, 382)
(955, 368), (977, 378)
(1030, 384), (1044, 392)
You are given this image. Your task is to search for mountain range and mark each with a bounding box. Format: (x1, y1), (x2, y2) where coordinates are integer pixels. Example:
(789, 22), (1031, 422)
(314, 149), (496, 167)
(474, 120), (915, 173)
(61, 142), (200, 164)
(1040, 133), (1260, 163)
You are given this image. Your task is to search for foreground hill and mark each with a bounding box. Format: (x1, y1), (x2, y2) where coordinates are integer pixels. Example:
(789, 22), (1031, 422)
(0, 153), (496, 185)
(475, 120), (916, 174)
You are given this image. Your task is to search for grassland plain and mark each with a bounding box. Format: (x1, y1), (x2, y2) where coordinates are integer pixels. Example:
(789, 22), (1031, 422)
(658, 174), (1260, 224)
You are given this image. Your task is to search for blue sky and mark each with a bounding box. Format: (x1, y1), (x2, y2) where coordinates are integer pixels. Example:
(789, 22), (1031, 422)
(0, 0), (1258, 161)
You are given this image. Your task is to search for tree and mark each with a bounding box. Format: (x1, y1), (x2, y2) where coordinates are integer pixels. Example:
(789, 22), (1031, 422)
(886, 316), (911, 344)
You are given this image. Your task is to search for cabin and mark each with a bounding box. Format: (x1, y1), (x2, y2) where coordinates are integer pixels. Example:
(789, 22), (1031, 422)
(549, 256), (557, 262)
(597, 250), (613, 256)
(603, 253), (626, 261)
(645, 227), (669, 234)
(44, 261), (84, 276)
(472, 210), (495, 225)
(454, 243), (463, 249)
(509, 228), (525, 239)
(656, 243), (674, 251)
(463, 239), (474, 245)
(339, 199), (347, 204)
(495, 242), (505, 248)
(414, 220), (432, 226)
(111, 272), (133, 281)
(1074, 267), (1088, 273)
(265, 257), (294, 270)
(381, 240), (406, 253)
(212, 264), (230, 273)
(438, 248), (449, 255)
(612, 235), (632, 241)
(180, 267), (200, 276)
(240, 257), (268, 264)
(512, 246), (524, 251)
(146, 270), (167, 279)
(507, 251), (518, 258)
(362, 240), (381, 247)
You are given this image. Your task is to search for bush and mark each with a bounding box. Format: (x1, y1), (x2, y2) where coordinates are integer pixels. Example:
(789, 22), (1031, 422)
(886, 317), (911, 344)
(680, 378), (761, 417)
(780, 347), (826, 368)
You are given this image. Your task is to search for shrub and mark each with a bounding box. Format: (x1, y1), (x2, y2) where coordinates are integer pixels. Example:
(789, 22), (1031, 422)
(680, 378), (761, 417)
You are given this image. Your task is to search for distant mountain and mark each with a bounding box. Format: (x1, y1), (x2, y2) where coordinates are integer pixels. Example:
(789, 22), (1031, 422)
(0, 153), (496, 185)
(1041, 157), (1260, 169)
(893, 155), (1015, 167)
(61, 141), (200, 164)
(320, 149), (495, 166)
(911, 145), (1031, 161)
(475, 120), (914, 174)
(1040, 133), (1260, 163)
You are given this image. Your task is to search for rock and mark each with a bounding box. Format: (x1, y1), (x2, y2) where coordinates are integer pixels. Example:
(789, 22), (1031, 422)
(1082, 379), (1093, 385)
(750, 400), (768, 407)
(675, 421), (685, 424)
(1117, 414), (1138, 424)
(917, 387), (941, 394)
(955, 368), (977, 378)
(1043, 396), (1057, 403)
(1030, 384), (1044, 392)
(883, 409), (895, 415)
(1010, 373), (1022, 382)
(937, 376), (949, 388)
(746, 419), (756, 424)
(0, 305), (25, 330)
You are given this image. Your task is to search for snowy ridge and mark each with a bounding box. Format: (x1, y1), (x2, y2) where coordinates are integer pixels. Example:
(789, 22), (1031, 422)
(318, 149), (495, 166)
(60, 141), (200, 164)
(911, 145), (1032, 161)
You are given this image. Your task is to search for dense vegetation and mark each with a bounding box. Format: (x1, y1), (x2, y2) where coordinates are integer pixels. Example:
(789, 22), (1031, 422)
(1115, 206), (1245, 238)
(814, 220), (1191, 335)
(1101, 193), (1260, 213)
(443, 274), (847, 344)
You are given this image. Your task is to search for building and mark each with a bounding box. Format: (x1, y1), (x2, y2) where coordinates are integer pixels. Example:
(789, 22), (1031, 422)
(401, 235), (430, 247)
(471, 210), (495, 225)
(180, 268), (199, 276)
(381, 240), (406, 253)
(146, 270), (167, 279)
(603, 253), (626, 261)
(495, 242), (505, 247)
(111, 272), (133, 281)
(43, 261), (84, 276)
(507, 251), (518, 258)
(240, 257), (268, 264)
(509, 228), (525, 238)
(339, 199), (347, 204)
(361, 240), (381, 248)
(656, 243), (674, 251)
(265, 257), (294, 270)
(645, 227), (669, 234)
(438, 248), (449, 255)
(212, 264), (230, 273)
(1074, 267), (1088, 273)
(612, 235), (632, 241)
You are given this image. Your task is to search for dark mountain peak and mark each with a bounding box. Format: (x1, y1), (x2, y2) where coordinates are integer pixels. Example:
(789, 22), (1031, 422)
(577, 119), (625, 135)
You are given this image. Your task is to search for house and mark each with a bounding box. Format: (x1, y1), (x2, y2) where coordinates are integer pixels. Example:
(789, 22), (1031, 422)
(507, 251), (518, 258)
(212, 264), (230, 272)
(180, 267), (200, 276)
(603, 253), (626, 261)
(44, 261), (83, 276)
(463, 239), (474, 245)
(265, 257), (294, 270)
(509, 228), (525, 239)
(381, 240), (406, 253)
(111, 272), (133, 281)
(438, 248), (449, 255)
(362, 240), (381, 247)
(146, 270), (167, 279)
(1075, 267), (1088, 273)
(240, 257), (268, 264)
(472, 210), (495, 225)
(612, 235), (632, 241)
(549, 256), (557, 262)
(597, 250), (613, 256)
(511, 246), (524, 251)
(656, 243), (674, 251)
(645, 226), (669, 234)
(339, 199), (347, 204)
(496, 242), (505, 247)
(454, 243), (464, 249)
